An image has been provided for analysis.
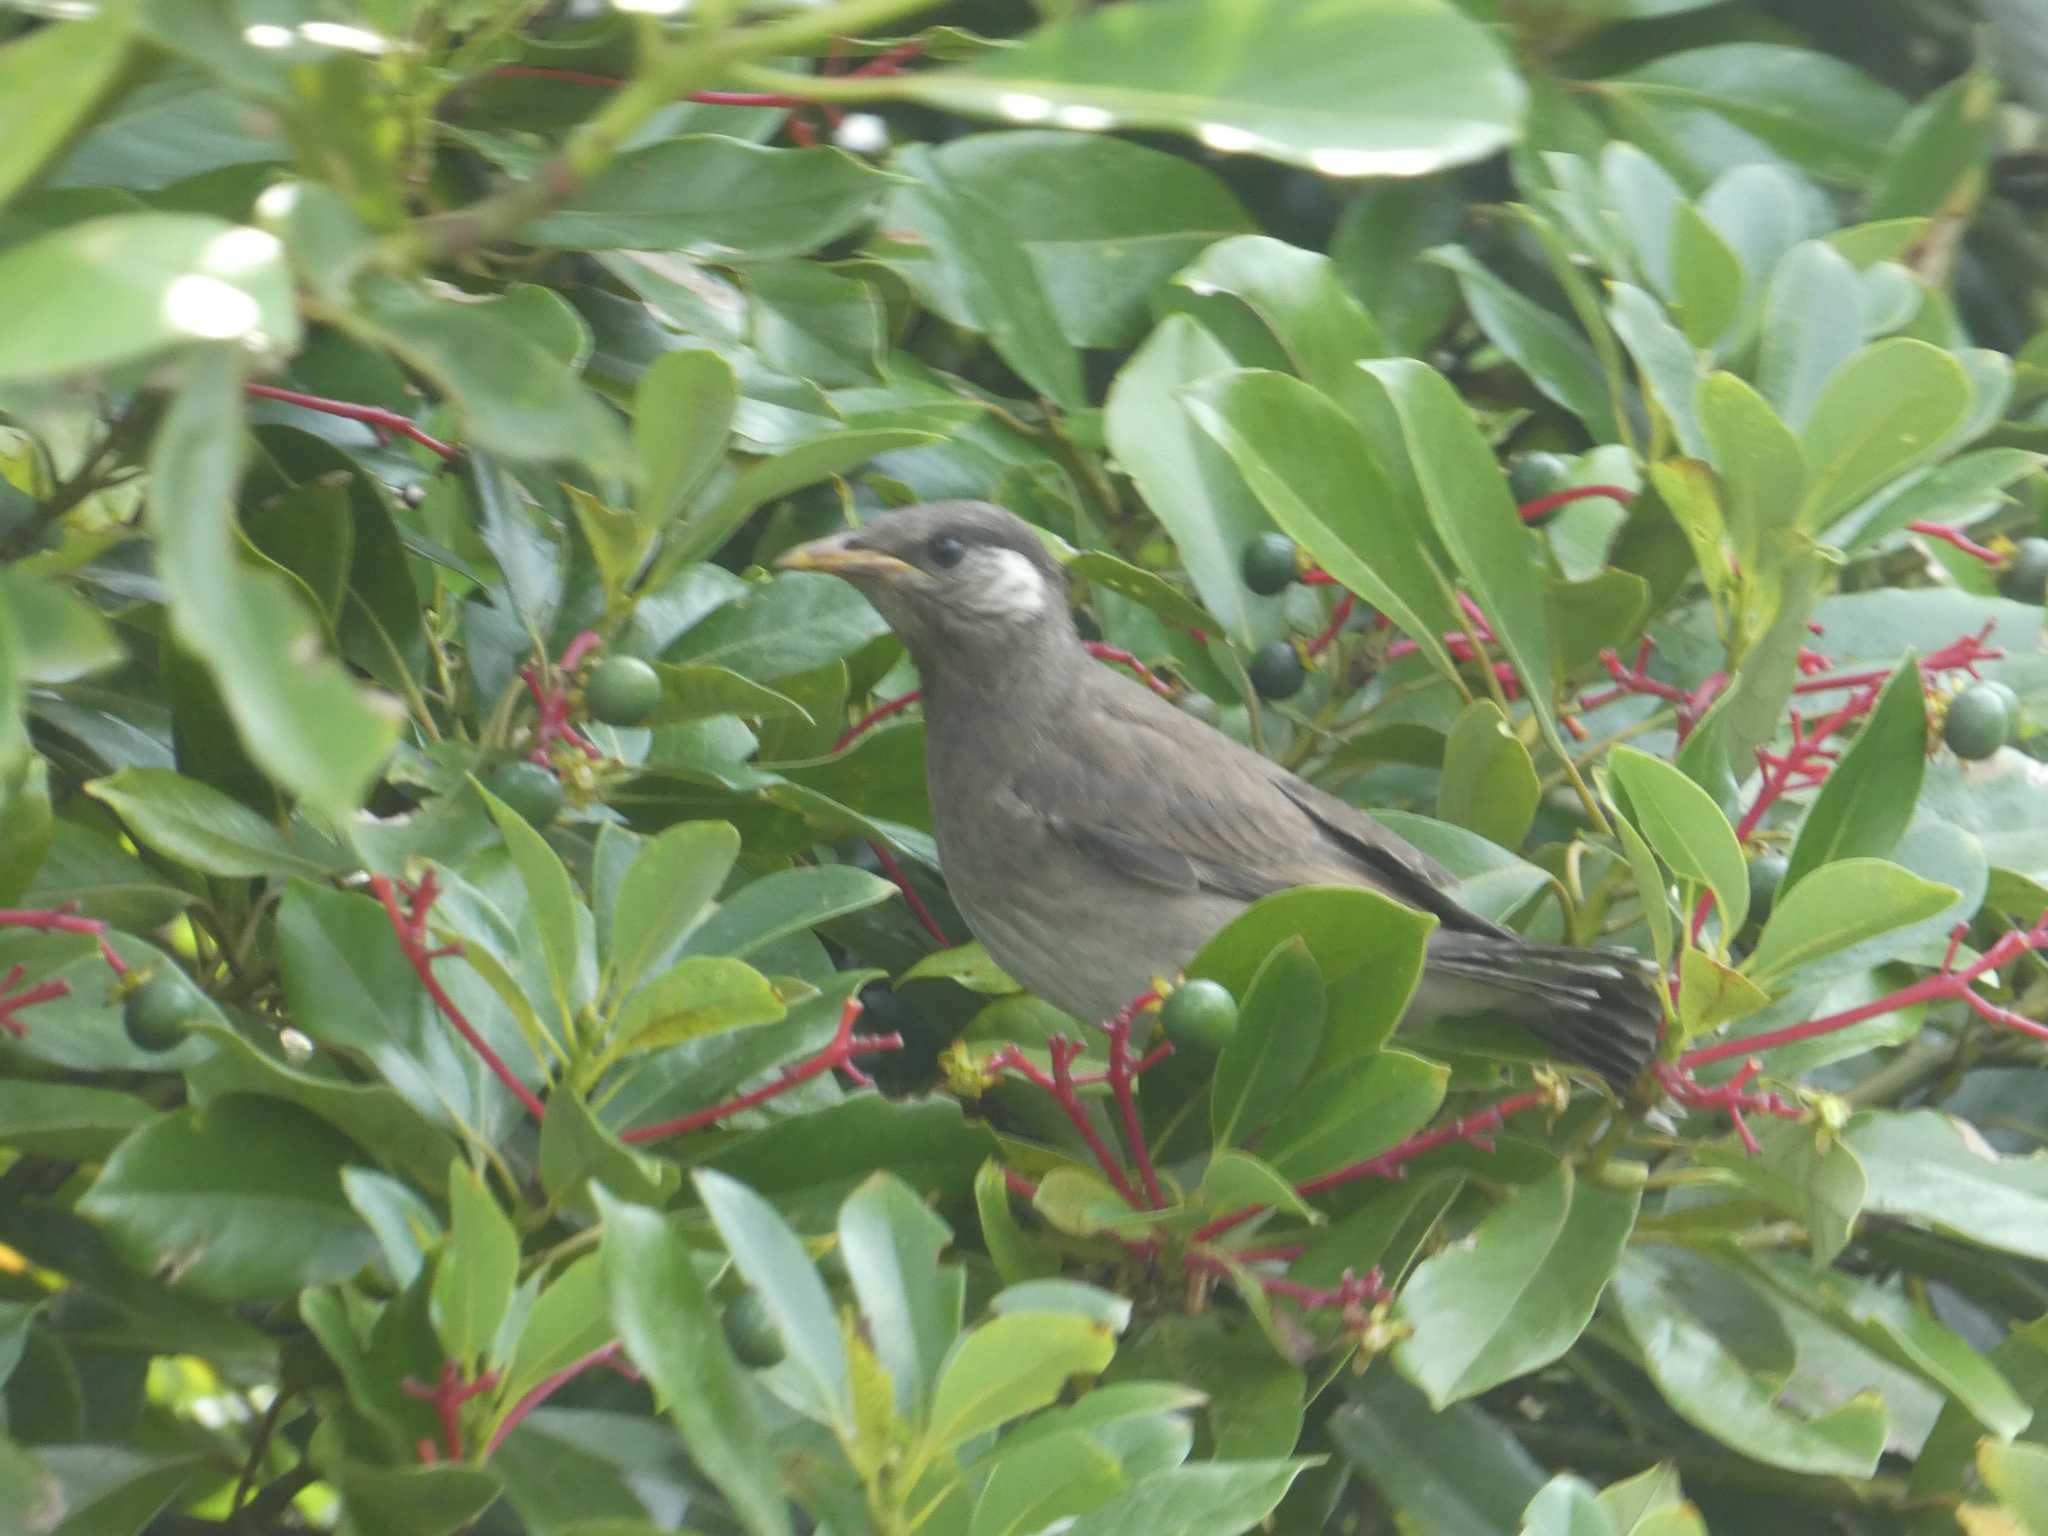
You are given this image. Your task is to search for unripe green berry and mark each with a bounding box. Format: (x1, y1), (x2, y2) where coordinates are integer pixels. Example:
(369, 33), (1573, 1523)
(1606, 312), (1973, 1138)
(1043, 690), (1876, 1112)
(1945, 683), (2012, 761)
(722, 1292), (785, 1367)
(124, 971), (199, 1052)
(1999, 537), (2048, 605)
(585, 655), (661, 726)
(1247, 640), (1306, 701)
(1160, 979), (1238, 1055)
(1240, 533), (1301, 596)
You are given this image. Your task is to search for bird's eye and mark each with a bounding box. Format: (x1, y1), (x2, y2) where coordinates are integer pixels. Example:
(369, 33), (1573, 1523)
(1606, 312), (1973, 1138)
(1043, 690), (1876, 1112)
(927, 533), (966, 569)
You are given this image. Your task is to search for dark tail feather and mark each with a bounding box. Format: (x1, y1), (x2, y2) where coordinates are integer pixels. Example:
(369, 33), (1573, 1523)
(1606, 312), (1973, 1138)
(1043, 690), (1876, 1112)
(1426, 935), (1662, 1090)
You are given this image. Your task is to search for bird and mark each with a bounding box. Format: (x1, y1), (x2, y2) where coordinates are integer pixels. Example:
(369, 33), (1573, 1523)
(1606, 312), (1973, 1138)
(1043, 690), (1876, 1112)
(778, 500), (1660, 1090)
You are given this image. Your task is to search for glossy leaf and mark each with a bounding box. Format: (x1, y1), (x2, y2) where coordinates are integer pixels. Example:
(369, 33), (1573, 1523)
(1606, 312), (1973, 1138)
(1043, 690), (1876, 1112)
(86, 766), (338, 879)
(1430, 245), (1619, 440)
(1438, 700), (1540, 850)
(926, 1313), (1117, 1451)
(1695, 371), (1804, 577)
(1608, 746), (1749, 936)
(1740, 857), (1958, 986)
(1211, 937), (1324, 1149)
(1395, 1162), (1638, 1406)
(836, 1172), (964, 1424)
(608, 820), (740, 996)
(899, 0), (1523, 177)
(431, 1162), (519, 1370)
(1847, 1111), (2048, 1264)
(596, 1187), (791, 1536)
(1783, 660), (1926, 891)
(1797, 339), (1972, 531)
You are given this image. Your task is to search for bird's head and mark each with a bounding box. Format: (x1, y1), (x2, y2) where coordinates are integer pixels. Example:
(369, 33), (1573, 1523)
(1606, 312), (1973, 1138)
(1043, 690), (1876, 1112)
(776, 501), (1076, 665)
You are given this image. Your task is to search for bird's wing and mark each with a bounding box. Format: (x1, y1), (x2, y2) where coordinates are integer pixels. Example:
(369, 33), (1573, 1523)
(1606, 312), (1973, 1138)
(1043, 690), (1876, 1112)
(1012, 669), (1514, 939)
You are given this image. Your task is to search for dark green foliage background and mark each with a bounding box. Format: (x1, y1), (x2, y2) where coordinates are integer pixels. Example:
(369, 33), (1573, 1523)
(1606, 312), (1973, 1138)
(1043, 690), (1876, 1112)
(5, 0), (2048, 1533)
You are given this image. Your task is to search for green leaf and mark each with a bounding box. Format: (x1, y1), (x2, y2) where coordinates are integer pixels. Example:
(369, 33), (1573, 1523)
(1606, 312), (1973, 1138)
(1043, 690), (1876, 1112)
(898, 0), (1523, 178)
(493, 1254), (610, 1414)
(647, 663), (811, 727)
(431, 1162), (519, 1371)
(1357, 359), (1574, 765)
(1186, 886), (1436, 1065)
(0, 3), (133, 209)
(85, 767), (338, 879)
(837, 1173), (965, 1424)
(1608, 283), (1707, 460)
(636, 349), (737, 530)
(1697, 1119), (1864, 1266)
(1608, 1248), (1886, 1477)
(1333, 1370), (1546, 1536)
(1604, 780), (1677, 984)
(608, 820), (740, 996)
(1740, 857), (1958, 987)
(1866, 72), (2001, 223)
(1797, 339), (1972, 531)
(680, 864), (897, 962)
(695, 1168), (848, 1428)
(0, 1080), (152, 1161)
(1166, 236), (1385, 397)
(78, 1095), (375, 1301)
(538, 1086), (677, 1211)
(970, 1431), (1126, 1536)
(1783, 660), (1926, 890)
(1052, 1460), (1311, 1536)
(1846, 1110), (2048, 1264)
(925, 1312), (1116, 1452)
(1212, 937), (1324, 1149)
(975, 1158), (1060, 1285)
(1104, 316), (1287, 649)
(1675, 949), (1770, 1039)
(145, 348), (398, 817)
(1756, 241), (1864, 433)
(478, 778), (586, 1021)
(674, 430), (941, 570)
(325, 1452), (501, 1536)
(1669, 203), (1743, 351)
(1181, 368), (1462, 680)
(1520, 1476), (1617, 1536)
(1259, 1049), (1449, 1183)
(616, 956), (786, 1054)
(1608, 746), (1749, 936)
(890, 143), (1082, 410)
(595, 1187), (791, 1536)
(0, 212), (297, 382)
(349, 272), (628, 475)
(1395, 1162), (1638, 1406)
(1198, 1150), (1319, 1228)
(525, 136), (888, 257)
(1429, 246), (1620, 441)
(1438, 700), (1540, 850)
(1696, 371), (1805, 578)
(1980, 1441), (2048, 1535)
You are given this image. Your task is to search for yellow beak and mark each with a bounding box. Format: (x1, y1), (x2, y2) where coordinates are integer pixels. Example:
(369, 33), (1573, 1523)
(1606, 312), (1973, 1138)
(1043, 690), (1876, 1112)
(775, 531), (918, 580)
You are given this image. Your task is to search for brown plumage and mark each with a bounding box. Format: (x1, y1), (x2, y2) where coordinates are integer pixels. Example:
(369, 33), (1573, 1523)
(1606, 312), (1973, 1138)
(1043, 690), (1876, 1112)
(781, 500), (1659, 1089)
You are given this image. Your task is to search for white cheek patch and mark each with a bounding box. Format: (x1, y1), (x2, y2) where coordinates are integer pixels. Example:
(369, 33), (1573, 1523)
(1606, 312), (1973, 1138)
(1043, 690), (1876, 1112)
(964, 548), (1050, 620)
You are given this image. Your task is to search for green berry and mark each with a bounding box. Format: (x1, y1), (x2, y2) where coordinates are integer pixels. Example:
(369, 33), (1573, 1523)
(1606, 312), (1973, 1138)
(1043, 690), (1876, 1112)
(123, 972), (198, 1052)
(1507, 452), (1574, 509)
(722, 1292), (785, 1367)
(486, 759), (565, 826)
(1945, 683), (2012, 761)
(1240, 533), (1301, 596)
(1999, 537), (2048, 605)
(1160, 979), (1238, 1055)
(1746, 855), (1788, 931)
(1247, 640), (1306, 701)
(585, 655), (661, 726)
(1981, 680), (2021, 723)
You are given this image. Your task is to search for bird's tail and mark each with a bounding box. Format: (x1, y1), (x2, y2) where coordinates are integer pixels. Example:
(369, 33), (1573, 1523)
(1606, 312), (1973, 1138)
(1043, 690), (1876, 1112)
(1421, 933), (1663, 1090)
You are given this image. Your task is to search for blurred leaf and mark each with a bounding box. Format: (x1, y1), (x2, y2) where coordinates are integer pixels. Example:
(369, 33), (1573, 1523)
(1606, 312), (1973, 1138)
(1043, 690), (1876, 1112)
(1980, 1441), (2048, 1535)
(1797, 339), (1972, 531)
(1333, 1369), (1546, 1536)
(970, 1431), (1125, 1536)
(1609, 1248), (1886, 1476)
(1519, 1476), (1615, 1536)
(78, 1095), (375, 1301)
(616, 955), (786, 1054)
(1609, 745), (1749, 936)
(1211, 937), (1324, 1149)
(899, 0), (1523, 177)
(926, 1312), (1116, 1452)
(1438, 700), (1540, 849)
(1783, 660), (1926, 891)
(1258, 1049), (1448, 1183)
(85, 766), (338, 879)
(1696, 371), (1804, 579)
(1847, 1111), (2048, 1265)
(596, 1187), (791, 1536)
(1867, 72), (2000, 223)
(0, 3), (133, 210)
(526, 136), (888, 257)
(837, 1173), (964, 1424)
(431, 1162), (519, 1370)
(1740, 857), (1958, 986)
(636, 348), (738, 529)
(1396, 1162), (1638, 1406)
(673, 430), (940, 570)
(608, 820), (740, 996)
(1669, 203), (1742, 351)
(1430, 246), (1619, 440)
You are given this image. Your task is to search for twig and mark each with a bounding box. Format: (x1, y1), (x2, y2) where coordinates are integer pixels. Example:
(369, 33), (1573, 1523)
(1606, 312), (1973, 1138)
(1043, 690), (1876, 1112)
(985, 1037), (1145, 1208)
(402, 1360), (499, 1461)
(620, 997), (902, 1143)
(245, 384), (460, 463)
(1907, 520), (2001, 564)
(483, 1342), (626, 1457)
(1652, 1058), (1799, 1155)
(1083, 641), (1177, 699)
(1518, 484), (1637, 523)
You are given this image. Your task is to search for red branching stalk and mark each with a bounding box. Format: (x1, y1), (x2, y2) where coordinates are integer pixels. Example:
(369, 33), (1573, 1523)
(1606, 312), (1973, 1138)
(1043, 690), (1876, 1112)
(371, 871), (549, 1122)
(245, 384), (460, 464)
(1683, 915), (2048, 1076)
(1791, 622), (2001, 698)
(1104, 992), (1168, 1206)
(1653, 1058), (1798, 1155)
(1518, 485), (1637, 523)
(1908, 521), (2002, 564)
(985, 1036), (1146, 1208)
(0, 902), (126, 974)
(866, 840), (948, 946)
(520, 630), (606, 767)
(620, 996), (902, 1144)
(404, 1360), (500, 1462)
(1733, 689), (1875, 844)
(483, 1342), (627, 1458)
(1192, 1088), (1554, 1244)
(1307, 593), (1356, 659)
(0, 965), (68, 1039)
(1186, 1257), (1388, 1313)
(833, 690), (923, 753)
(1083, 641), (1177, 699)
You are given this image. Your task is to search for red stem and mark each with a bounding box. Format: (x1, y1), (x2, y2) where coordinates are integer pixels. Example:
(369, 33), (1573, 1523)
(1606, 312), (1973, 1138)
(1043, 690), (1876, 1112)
(403, 1361), (499, 1461)
(246, 384), (460, 463)
(834, 690), (922, 753)
(1103, 992), (1167, 1207)
(1307, 593), (1357, 659)
(371, 872), (549, 1122)
(1083, 642), (1176, 699)
(1517, 484), (1637, 523)
(620, 997), (902, 1143)
(985, 1038), (1145, 1208)
(866, 840), (948, 947)
(1908, 521), (2002, 564)
(1192, 1088), (1552, 1244)
(483, 1342), (625, 1458)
